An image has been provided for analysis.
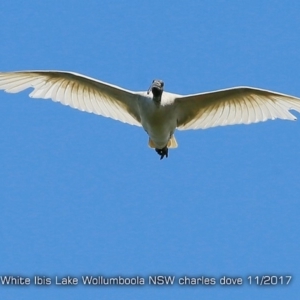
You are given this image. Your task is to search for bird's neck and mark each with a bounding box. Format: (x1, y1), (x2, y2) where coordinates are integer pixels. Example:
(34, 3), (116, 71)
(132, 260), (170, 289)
(153, 95), (162, 104)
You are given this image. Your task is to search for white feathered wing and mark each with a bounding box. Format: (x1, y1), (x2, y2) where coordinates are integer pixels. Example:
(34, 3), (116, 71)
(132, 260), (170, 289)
(0, 71), (142, 127)
(175, 87), (300, 130)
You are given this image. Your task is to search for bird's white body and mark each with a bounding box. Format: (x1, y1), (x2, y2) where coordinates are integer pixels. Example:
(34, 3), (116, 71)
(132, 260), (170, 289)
(0, 70), (300, 158)
(137, 91), (179, 148)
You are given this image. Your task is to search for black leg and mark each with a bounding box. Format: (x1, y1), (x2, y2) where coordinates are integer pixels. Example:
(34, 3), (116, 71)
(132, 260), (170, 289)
(155, 146), (168, 160)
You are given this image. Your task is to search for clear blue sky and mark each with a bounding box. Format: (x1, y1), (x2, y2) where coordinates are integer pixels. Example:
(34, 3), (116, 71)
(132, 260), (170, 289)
(0, 0), (299, 299)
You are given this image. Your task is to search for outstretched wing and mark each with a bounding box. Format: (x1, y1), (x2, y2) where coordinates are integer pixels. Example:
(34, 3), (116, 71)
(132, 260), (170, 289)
(175, 87), (300, 130)
(0, 70), (142, 126)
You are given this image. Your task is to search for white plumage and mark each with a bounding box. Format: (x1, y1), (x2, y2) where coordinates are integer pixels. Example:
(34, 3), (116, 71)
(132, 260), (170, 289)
(0, 70), (300, 159)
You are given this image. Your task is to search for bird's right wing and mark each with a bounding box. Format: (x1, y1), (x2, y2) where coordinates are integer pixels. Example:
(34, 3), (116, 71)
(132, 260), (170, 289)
(0, 71), (142, 126)
(175, 86), (300, 130)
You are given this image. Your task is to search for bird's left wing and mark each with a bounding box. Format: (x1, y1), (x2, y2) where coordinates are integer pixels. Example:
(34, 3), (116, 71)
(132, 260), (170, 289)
(0, 71), (142, 126)
(175, 87), (300, 130)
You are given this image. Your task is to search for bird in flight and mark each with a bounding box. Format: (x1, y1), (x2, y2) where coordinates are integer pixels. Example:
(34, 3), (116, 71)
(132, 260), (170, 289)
(0, 70), (300, 159)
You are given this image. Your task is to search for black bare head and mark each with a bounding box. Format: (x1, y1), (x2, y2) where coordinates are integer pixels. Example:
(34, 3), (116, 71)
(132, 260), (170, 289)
(147, 79), (164, 97)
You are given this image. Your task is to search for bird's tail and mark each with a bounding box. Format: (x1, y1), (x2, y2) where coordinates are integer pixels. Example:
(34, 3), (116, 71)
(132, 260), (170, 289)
(167, 135), (178, 148)
(148, 135), (178, 149)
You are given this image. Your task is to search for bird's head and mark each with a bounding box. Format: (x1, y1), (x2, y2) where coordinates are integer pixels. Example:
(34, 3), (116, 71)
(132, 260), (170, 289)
(147, 79), (164, 98)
